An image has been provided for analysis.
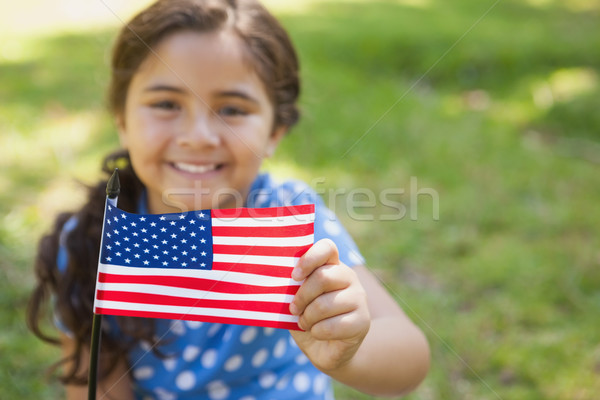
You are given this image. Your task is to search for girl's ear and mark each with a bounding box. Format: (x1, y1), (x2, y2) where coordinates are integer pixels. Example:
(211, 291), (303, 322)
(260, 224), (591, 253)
(115, 114), (128, 149)
(264, 125), (288, 158)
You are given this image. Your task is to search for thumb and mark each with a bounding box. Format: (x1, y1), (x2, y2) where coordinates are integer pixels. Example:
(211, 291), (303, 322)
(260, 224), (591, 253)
(291, 239), (339, 282)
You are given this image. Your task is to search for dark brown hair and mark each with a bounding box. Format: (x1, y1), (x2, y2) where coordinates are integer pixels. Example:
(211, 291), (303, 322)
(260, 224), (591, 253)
(28, 0), (300, 385)
(27, 151), (146, 385)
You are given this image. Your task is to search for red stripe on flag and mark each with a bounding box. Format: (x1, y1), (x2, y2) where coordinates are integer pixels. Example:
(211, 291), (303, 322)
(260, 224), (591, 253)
(211, 204), (315, 219)
(212, 262), (295, 278)
(212, 223), (313, 238)
(94, 308), (301, 330)
(98, 272), (299, 295)
(212, 244), (311, 257)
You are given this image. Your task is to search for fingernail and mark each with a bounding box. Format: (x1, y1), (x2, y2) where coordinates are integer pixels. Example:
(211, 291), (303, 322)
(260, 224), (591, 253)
(289, 302), (298, 315)
(291, 268), (301, 281)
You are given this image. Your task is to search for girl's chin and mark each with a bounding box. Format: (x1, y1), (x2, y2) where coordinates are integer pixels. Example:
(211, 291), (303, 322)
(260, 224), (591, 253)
(151, 191), (246, 213)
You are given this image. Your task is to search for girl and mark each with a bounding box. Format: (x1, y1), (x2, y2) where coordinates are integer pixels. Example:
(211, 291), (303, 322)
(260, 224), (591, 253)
(28, 0), (430, 398)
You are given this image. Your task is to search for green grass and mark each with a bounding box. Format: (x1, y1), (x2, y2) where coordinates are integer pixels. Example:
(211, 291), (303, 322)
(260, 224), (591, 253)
(2, 0), (600, 398)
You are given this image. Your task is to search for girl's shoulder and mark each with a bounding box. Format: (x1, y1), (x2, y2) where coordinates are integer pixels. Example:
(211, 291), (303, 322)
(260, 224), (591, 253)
(248, 173), (321, 208)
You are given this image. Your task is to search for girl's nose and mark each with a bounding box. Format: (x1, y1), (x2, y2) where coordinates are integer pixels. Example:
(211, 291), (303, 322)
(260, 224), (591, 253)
(176, 112), (221, 148)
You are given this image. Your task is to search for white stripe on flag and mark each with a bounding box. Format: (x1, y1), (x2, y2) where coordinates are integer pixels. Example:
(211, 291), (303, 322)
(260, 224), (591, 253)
(212, 234), (314, 247)
(98, 263), (301, 287)
(212, 253), (300, 268)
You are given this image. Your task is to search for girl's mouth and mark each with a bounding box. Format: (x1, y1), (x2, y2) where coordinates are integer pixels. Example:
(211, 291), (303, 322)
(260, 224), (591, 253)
(172, 162), (222, 174)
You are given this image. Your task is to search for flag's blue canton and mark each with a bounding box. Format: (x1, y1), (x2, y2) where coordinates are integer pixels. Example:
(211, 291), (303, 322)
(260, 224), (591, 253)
(100, 204), (213, 270)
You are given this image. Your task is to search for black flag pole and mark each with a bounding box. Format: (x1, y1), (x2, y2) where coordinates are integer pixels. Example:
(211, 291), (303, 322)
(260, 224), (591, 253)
(88, 169), (120, 400)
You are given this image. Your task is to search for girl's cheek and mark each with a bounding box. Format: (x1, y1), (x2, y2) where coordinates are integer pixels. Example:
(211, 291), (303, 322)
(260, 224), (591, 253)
(135, 113), (178, 138)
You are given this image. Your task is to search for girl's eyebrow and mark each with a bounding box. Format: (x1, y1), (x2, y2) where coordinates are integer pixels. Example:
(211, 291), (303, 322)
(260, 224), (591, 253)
(216, 90), (260, 105)
(143, 85), (260, 105)
(144, 84), (186, 93)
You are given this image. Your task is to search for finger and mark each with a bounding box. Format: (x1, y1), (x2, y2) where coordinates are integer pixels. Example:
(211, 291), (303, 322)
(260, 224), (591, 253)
(298, 288), (359, 332)
(309, 308), (370, 341)
(291, 238), (339, 282)
(290, 263), (353, 316)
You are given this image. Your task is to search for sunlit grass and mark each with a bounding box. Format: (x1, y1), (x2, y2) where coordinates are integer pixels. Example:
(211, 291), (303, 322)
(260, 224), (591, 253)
(263, 0), (433, 13)
(0, 0), (154, 37)
(531, 67), (598, 108)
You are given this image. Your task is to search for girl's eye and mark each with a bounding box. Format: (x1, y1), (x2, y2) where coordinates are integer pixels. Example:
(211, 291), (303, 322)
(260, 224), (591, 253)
(218, 106), (247, 117)
(150, 100), (180, 111)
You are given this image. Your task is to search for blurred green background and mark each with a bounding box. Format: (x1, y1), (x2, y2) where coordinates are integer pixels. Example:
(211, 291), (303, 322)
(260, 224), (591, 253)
(1, 0), (599, 398)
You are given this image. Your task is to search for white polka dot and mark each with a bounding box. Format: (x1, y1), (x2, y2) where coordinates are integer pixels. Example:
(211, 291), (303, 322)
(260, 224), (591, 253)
(347, 250), (363, 266)
(273, 338), (287, 358)
(202, 348), (218, 368)
(240, 327), (258, 344)
(154, 387), (176, 400)
(323, 219), (341, 236)
(207, 380), (230, 400)
(133, 366), (154, 380)
(294, 182), (307, 194)
(163, 358), (177, 371)
(293, 372), (311, 393)
(295, 353), (309, 365)
(258, 371), (277, 388)
(313, 374), (327, 395)
(223, 327), (233, 342)
(182, 345), (200, 362)
(140, 341), (152, 352)
(239, 396), (256, 400)
(169, 320), (186, 336)
(175, 370), (196, 391)
(252, 348), (269, 367)
(275, 374), (290, 390)
(255, 193), (269, 206)
(185, 320), (203, 329)
(207, 323), (222, 337)
(224, 354), (243, 372)
(263, 327), (275, 336)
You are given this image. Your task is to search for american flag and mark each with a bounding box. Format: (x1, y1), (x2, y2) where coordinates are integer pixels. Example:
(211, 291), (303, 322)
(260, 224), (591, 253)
(93, 202), (315, 330)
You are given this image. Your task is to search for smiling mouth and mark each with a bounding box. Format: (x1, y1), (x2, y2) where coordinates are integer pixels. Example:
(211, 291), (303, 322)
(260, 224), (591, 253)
(172, 162), (222, 174)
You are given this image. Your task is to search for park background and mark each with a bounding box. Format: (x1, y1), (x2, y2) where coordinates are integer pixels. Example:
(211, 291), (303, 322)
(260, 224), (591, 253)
(1, 0), (599, 398)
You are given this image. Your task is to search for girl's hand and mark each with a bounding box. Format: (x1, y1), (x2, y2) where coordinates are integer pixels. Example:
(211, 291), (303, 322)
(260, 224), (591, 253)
(289, 239), (371, 372)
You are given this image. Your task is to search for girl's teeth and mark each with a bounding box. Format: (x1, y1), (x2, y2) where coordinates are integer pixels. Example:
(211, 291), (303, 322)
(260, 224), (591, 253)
(174, 163), (217, 174)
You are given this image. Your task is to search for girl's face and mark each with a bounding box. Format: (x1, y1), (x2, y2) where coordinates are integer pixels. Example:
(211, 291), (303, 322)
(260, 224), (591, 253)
(118, 30), (286, 213)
